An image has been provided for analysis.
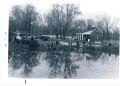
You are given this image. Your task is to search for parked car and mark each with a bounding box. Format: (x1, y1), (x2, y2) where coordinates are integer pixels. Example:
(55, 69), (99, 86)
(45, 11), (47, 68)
(27, 36), (32, 39)
(33, 36), (38, 39)
(39, 36), (51, 41)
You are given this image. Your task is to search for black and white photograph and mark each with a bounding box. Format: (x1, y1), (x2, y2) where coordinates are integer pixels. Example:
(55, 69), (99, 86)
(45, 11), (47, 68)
(8, 0), (119, 79)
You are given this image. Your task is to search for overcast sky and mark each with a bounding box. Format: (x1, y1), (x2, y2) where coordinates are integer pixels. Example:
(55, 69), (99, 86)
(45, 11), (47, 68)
(9, 0), (120, 20)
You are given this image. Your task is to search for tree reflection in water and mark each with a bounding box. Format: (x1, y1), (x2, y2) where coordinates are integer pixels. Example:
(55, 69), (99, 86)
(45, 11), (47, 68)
(45, 51), (79, 78)
(9, 40), (40, 78)
(83, 48), (102, 61)
(9, 42), (119, 78)
(21, 51), (39, 77)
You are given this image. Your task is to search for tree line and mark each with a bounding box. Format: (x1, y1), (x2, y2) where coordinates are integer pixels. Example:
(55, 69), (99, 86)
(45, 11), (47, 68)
(9, 4), (119, 41)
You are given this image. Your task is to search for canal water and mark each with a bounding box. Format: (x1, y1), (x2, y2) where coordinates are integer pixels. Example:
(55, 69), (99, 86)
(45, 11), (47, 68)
(8, 48), (119, 79)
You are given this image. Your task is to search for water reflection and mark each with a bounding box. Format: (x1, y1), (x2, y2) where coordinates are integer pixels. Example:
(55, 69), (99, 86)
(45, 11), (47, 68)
(83, 48), (102, 61)
(9, 45), (119, 78)
(45, 51), (79, 78)
(9, 42), (40, 77)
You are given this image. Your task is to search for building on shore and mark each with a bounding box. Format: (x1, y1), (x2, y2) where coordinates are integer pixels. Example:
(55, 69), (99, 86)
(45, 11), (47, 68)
(76, 27), (103, 46)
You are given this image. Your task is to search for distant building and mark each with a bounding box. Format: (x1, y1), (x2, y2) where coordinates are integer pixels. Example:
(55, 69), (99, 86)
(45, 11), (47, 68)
(76, 27), (103, 43)
(13, 31), (30, 36)
(12, 31), (30, 41)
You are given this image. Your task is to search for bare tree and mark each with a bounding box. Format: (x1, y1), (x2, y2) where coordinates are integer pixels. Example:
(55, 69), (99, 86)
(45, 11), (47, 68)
(113, 27), (119, 41)
(22, 4), (39, 35)
(73, 19), (87, 33)
(62, 4), (80, 38)
(86, 19), (95, 30)
(9, 5), (23, 32)
(9, 4), (40, 36)
(95, 15), (119, 40)
(45, 4), (81, 39)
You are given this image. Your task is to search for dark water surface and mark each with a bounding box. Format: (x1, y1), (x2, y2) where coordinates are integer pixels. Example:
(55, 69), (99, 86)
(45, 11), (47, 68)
(9, 45), (119, 79)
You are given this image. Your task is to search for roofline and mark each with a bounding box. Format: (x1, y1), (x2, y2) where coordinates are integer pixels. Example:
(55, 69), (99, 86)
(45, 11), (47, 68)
(76, 30), (93, 35)
(91, 27), (103, 34)
(76, 27), (103, 35)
